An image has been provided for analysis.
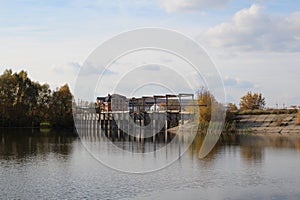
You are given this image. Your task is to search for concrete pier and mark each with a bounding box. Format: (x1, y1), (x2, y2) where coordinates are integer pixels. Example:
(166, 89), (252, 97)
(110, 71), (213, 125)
(75, 110), (194, 142)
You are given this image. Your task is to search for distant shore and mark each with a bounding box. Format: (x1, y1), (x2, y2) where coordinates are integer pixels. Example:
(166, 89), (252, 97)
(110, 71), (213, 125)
(233, 113), (300, 136)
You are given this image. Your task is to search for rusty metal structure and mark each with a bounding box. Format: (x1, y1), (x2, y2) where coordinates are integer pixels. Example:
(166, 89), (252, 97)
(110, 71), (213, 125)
(96, 93), (195, 113)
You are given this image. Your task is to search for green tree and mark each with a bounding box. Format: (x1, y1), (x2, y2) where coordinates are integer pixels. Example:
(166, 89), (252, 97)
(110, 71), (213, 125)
(239, 92), (265, 110)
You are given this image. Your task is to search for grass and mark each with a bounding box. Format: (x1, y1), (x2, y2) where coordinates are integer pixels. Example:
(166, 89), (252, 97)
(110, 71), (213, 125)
(40, 122), (51, 127)
(235, 109), (298, 115)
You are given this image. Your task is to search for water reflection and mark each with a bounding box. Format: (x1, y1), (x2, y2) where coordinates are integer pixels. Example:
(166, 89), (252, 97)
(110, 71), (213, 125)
(1, 129), (300, 163)
(78, 126), (300, 171)
(0, 128), (76, 161)
(1, 129), (300, 199)
(186, 134), (300, 164)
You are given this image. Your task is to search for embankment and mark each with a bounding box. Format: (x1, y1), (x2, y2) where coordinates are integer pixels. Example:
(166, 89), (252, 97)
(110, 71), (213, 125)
(235, 113), (300, 136)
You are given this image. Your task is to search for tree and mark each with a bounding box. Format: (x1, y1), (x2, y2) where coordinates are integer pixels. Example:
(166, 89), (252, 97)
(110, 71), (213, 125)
(49, 84), (74, 128)
(196, 88), (225, 130)
(0, 69), (17, 126)
(36, 84), (52, 122)
(197, 88), (223, 124)
(239, 92), (265, 110)
(225, 103), (238, 125)
(0, 69), (75, 128)
(227, 103), (238, 111)
(0, 69), (49, 126)
(198, 89), (213, 124)
(14, 70), (40, 126)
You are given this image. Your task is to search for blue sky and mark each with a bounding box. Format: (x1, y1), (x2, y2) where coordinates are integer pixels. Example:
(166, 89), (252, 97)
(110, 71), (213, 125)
(1, 0), (300, 107)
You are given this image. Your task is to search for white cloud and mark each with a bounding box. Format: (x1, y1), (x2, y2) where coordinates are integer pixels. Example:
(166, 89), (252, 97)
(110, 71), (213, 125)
(202, 4), (300, 52)
(158, 0), (231, 12)
(52, 62), (80, 75)
(212, 50), (300, 107)
(50, 62), (80, 91)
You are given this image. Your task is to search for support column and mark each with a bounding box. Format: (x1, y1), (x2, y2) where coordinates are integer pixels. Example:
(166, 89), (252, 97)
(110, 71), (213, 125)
(165, 115), (168, 143)
(152, 117), (156, 142)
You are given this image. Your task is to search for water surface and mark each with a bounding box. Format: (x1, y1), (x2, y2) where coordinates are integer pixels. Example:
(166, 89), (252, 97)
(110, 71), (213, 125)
(1, 129), (300, 199)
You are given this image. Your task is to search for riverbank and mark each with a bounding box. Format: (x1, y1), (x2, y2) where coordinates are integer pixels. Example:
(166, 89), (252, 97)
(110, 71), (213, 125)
(167, 112), (300, 137)
(234, 113), (300, 136)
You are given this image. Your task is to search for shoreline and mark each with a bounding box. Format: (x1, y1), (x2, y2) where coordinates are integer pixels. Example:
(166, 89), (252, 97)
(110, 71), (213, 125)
(168, 113), (300, 137)
(233, 113), (300, 136)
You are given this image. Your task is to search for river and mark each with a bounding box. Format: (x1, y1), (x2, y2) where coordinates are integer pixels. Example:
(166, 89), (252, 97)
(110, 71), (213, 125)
(1, 128), (300, 199)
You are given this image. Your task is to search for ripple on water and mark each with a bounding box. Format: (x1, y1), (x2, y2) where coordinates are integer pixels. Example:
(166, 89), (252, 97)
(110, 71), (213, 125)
(1, 133), (300, 199)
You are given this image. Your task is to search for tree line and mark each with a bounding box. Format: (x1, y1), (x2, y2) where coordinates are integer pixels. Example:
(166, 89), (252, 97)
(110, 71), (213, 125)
(196, 89), (300, 131)
(195, 89), (267, 122)
(1, 68), (297, 129)
(0, 69), (73, 128)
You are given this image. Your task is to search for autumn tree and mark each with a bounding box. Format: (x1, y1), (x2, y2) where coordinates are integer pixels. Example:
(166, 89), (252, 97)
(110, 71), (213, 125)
(49, 84), (74, 128)
(198, 89), (213, 124)
(0, 69), (17, 126)
(227, 103), (238, 111)
(36, 84), (52, 122)
(197, 88), (224, 124)
(0, 69), (74, 128)
(239, 92), (265, 110)
(225, 103), (238, 125)
(0, 70), (41, 126)
(14, 70), (40, 126)
(196, 88), (225, 133)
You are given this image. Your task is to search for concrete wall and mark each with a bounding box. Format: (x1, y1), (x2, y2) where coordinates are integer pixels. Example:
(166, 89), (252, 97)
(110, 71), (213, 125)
(235, 114), (300, 136)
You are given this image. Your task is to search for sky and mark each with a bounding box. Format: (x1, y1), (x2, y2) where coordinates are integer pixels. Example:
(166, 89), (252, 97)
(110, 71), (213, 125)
(0, 0), (300, 107)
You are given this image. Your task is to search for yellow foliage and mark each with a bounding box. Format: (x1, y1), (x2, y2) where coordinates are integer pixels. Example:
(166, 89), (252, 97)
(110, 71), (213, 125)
(197, 89), (217, 124)
(240, 91), (265, 110)
(227, 103), (238, 111)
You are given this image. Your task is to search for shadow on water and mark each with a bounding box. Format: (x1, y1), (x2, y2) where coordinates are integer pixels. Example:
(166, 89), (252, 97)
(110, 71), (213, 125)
(0, 128), (77, 161)
(1, 127), (300, 164)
